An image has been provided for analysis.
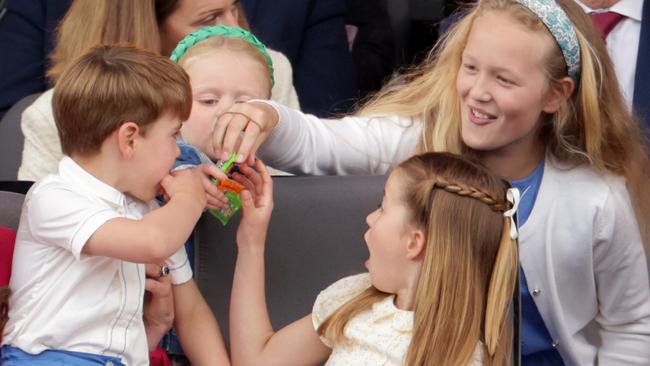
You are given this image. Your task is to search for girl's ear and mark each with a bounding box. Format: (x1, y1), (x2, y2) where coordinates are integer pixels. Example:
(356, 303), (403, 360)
(117, 122), (140, 158)
(406, 228), (426, 260)
(543, 76), (575, 113)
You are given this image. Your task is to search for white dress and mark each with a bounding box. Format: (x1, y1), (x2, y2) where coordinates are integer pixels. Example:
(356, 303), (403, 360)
(312, 273), (483, 365)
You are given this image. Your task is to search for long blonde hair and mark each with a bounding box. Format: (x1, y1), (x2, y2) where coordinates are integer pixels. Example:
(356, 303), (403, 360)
(359, 0), (650, 246)
(319, 152), (518, 365)
(47, 0), (161, 82)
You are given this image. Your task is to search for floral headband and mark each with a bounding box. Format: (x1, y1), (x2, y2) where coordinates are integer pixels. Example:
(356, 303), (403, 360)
(170, 25), (275, 87)
(515, 0), (581, 80)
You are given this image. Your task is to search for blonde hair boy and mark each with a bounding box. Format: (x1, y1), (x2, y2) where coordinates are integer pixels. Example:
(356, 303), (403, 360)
(1, 45), (229, 365)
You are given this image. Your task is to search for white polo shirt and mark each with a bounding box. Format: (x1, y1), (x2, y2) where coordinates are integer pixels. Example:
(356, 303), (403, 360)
(2, 157), (193, 366)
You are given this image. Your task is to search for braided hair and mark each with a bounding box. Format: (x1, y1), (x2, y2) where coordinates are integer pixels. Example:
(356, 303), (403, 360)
(319, 152), (517, 365)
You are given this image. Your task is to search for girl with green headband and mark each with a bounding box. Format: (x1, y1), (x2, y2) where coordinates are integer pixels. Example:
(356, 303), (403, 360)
(170, 25), (275, 171)
(213, 0), (650, 364)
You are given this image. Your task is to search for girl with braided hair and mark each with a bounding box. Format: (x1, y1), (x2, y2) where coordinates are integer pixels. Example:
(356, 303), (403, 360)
(230, 152), (519, 365)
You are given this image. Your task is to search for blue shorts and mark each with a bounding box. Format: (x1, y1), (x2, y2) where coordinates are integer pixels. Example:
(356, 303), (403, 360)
(0, 345), (125, 365)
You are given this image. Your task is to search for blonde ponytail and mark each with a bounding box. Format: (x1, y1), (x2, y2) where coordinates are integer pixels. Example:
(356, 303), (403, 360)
(484, 218), (518, 365)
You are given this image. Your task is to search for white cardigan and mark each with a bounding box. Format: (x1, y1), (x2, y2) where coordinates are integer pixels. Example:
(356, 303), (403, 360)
(17, 49), (299, 181)
(257, 102), (650, 365)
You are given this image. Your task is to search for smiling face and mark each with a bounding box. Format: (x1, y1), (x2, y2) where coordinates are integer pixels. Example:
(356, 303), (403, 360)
(159, 0), (241, 56)
(364, 170), (419, 295)
(180, 48), (270, 159)
(456, 11), (558, 158)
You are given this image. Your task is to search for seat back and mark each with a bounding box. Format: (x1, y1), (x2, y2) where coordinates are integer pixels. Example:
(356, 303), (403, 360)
(0, 190), (26, 231)
(0, 93), (40, 180)
(194, 175), (386, 344)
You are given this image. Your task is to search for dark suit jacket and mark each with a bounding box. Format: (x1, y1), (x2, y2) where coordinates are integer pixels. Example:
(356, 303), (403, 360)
(0, 0), (71, 120)
(634, 0), (649, 132)
(241, 0), (358, 117)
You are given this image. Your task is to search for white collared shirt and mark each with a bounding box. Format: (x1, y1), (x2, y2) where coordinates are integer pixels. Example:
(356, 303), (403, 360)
(312, 273), (482, 365)
(2, 157), (192, 365)
(577, 0), (642, 110)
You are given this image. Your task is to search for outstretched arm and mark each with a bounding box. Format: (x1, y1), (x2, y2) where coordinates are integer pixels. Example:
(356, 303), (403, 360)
(229, 161), (331, 366)
(174, 279), (230, 366)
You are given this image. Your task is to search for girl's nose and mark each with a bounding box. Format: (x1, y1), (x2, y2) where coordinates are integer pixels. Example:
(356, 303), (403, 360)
(469, 74), (492, 102)
(366, 209), (378, 226)
(221, 8), (240, 28)
(215, 98), (235, 119)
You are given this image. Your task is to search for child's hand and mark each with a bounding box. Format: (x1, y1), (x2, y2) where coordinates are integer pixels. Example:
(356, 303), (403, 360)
(234, 160), (273, 251)
(212, 102), (279, 165)
(194, 164), (230, 210)
(160, 169), (206, 210)
(143, 263), (174, 350)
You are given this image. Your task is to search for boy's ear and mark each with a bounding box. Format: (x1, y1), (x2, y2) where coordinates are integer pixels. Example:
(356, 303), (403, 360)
(117, 122), (141, 158)
(543, 76), (574, 113)
(406, 228), (426, 260)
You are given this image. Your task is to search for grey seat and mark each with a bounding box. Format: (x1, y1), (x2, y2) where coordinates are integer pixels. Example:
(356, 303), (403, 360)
(0, 191), (25, 231)
(193, 174), (386, 344)
(0, 93), (40, 180)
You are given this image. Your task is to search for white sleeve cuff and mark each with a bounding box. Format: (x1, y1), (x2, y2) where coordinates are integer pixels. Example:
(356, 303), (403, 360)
(167, 246), (193, 285)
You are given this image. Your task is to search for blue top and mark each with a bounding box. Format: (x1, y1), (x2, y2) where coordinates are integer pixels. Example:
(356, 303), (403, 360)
(511, 160), (565, 365)
(160, 140), (215, 355)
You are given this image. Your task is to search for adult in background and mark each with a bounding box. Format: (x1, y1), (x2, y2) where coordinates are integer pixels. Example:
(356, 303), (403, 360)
(0, 0), (71, 120)
(241, 0), (358, 116)
(576, 0), (649, 133)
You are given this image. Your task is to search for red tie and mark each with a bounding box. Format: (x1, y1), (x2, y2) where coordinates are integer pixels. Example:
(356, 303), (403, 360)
(590, 11), (625, 39)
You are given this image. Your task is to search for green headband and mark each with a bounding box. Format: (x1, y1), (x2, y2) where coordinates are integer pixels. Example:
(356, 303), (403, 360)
(170, 25), (275, 87)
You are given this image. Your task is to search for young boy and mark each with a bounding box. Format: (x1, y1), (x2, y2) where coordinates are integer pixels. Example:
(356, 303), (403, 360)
(0, 45), (230, 365)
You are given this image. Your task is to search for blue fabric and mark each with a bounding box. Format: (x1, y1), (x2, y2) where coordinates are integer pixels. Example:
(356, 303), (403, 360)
(0, 345), (124, 366)
(510, 160), (544, 226)
(241, 0), (357, 116)
(635, 0), (650, 132)
(158, 141), (210, 355)
(173, 141), (212, 170)
(0, 0), (71, 119)
(511, 160), (565, 365)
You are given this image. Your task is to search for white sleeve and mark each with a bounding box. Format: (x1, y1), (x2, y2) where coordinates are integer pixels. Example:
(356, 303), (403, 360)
(311, 273), (371, 347)
(255, 101), (421, 175)
(166, 246), (193, 285)
(27, 184), (121, 260)
(593, 180), (650, 364)
(18, 90), (64, 181)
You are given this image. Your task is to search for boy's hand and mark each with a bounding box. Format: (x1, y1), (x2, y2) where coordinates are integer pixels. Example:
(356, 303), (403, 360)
(160, 169), (206, 210)
(195, 164), (230, 210)
(235, 160), (273, 251)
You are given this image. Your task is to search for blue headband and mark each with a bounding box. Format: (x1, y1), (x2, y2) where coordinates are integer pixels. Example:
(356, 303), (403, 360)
(515, 0), (581, 80)
(170, 25), (275, 87)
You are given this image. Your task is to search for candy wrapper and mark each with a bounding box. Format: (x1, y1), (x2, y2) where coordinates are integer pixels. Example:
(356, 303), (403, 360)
(209, 153), (244, 225)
